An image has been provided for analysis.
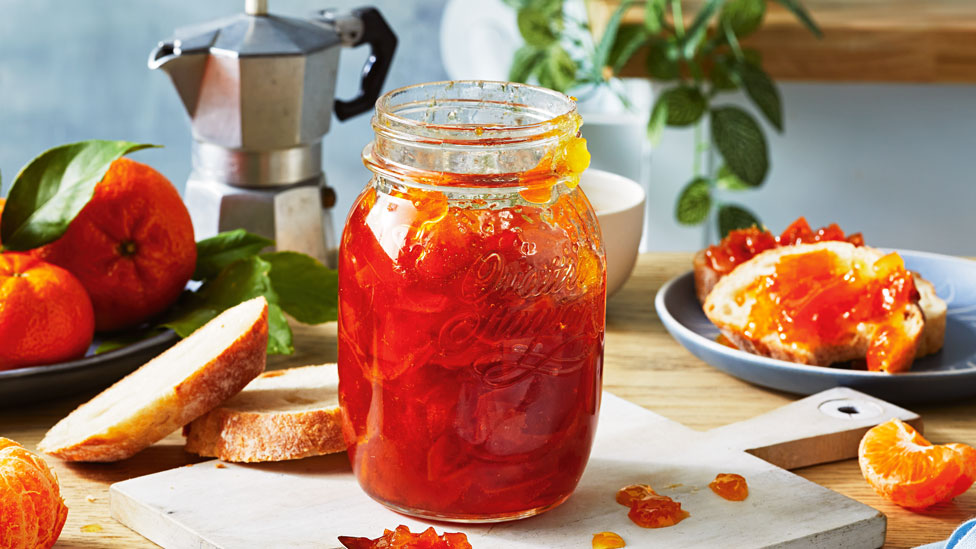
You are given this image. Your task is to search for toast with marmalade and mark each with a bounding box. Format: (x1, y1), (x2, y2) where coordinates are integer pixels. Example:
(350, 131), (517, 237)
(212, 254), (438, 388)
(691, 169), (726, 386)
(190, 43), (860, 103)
(704, 242), (925, 373)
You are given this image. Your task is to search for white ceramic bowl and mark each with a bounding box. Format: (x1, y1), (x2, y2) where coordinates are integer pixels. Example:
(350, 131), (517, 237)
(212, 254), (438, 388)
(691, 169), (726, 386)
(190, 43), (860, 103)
(579, 169), (646, 296)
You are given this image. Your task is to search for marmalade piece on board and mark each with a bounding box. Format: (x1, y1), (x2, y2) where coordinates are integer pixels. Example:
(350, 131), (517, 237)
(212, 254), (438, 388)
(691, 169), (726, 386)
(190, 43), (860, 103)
(338, 525), (472, 549)
(709, 473), (749, 501)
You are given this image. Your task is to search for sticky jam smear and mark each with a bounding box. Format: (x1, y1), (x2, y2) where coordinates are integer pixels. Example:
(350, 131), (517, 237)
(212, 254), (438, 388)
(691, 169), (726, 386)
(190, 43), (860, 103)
(338, 525), (472, 549)
(705, 216), (863, 276)
(741, 248), (919, 373)
(709, 473), (749, 501)
(615, 484), (689, 528)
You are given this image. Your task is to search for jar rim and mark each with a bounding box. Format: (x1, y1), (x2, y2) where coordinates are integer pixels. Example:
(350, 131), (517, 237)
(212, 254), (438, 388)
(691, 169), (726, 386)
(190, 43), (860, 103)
(372, 80), (578, 143)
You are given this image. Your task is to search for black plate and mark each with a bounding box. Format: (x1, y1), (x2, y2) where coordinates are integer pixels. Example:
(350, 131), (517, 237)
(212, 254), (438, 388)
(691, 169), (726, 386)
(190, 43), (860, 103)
(0, 331), (178, 407)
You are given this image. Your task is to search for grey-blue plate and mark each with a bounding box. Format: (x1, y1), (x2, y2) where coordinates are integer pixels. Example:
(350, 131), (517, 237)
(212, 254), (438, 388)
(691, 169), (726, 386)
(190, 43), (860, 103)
(655, 249), (976, 404)
(0, 331), (178, 407)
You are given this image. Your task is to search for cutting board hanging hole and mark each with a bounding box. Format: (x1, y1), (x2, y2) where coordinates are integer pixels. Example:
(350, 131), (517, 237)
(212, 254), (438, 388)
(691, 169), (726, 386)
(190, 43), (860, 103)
(818, 398), (884, 421)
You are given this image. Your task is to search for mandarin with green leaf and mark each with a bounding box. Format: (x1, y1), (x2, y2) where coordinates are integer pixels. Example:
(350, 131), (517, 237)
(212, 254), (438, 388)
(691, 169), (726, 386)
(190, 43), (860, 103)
(32, 158), (195, 331)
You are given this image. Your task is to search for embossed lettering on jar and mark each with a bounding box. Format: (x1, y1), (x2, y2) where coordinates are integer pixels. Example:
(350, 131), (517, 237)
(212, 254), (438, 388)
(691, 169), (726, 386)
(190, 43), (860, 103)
(338, 81), (606, 522)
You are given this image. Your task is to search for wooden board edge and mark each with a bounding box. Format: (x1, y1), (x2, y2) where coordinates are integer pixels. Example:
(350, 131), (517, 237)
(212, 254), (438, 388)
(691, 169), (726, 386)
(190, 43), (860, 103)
(110, 481), (223, 549)
(763, 509), (886, 549)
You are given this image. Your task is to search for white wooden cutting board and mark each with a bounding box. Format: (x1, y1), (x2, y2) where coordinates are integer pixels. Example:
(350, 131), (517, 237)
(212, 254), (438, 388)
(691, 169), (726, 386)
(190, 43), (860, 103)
(110, 388), (918, 549)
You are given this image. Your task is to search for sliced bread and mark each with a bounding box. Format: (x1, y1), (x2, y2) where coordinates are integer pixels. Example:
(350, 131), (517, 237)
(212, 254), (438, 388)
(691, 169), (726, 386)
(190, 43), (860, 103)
(38, 297), (269, 462)
(183, 364), (344, 462)
(704, 242), (924, 373)
(915, 275), (947, 357)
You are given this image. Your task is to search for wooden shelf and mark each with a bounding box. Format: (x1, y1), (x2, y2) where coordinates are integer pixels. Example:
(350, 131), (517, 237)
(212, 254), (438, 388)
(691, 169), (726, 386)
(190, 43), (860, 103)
(590, 0), (976, 83)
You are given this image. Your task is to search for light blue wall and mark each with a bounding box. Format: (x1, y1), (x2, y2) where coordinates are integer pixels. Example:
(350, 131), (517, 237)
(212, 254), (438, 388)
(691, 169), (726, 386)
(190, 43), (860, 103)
(0, 0), (449, 228)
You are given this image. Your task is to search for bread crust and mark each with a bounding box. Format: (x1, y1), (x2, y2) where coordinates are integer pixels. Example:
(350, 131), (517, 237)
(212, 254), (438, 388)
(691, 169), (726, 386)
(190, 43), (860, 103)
(183, 364), (345, 462)
(38, 298), (269, 462)
(704, 242), (924, 372)
(914, 275), (946, 357)
(693, 250), (719, 304)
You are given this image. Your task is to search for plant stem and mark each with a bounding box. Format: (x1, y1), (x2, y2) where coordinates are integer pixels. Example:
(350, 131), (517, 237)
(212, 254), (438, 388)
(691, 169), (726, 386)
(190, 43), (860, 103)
(671, 0), (685, 37)
(693, 121), (702, 176)
(723, 20), (744, 59)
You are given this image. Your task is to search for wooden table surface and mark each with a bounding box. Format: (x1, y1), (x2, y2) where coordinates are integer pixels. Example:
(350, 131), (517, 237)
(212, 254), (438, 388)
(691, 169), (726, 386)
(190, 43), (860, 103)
(3, 252), (974, 548)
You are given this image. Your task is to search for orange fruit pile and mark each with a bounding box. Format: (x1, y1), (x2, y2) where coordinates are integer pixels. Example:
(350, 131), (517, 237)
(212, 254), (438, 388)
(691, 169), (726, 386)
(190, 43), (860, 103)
(0, 437), (68, 548)
(0, 253), (94, 371)
(859, 418), (976, 509)
(33, 157), (196, 332)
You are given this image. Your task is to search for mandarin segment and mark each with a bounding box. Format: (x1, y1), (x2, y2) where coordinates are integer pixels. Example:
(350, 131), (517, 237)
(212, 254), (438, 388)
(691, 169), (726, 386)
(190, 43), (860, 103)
(859, 418), (976, 508)
(0, 438), (68, 549)
(709, 473), (749, 501)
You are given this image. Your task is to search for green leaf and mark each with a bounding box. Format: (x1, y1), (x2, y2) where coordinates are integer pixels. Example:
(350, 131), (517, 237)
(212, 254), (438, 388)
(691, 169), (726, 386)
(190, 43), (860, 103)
(719, 0), (765, 38)
(509, 46), (545, 83)
(647, 94), (669, 145)
(593, 1), (632, 73)
(265, 303), (293, 355)
(608, 24), (647, 73)
(644, 0), (667, 33)
(715, 164), (755, 190)
(675, 177), (712, 225)
(645, 39), (681, 81)
(260, 251), (337, 325)
(710, 106), (768, 186)
(1, 140), (159, 251)
(773, 0), (822, 38)
(681, 0), (723, 59)
(194, 229), (274, 281)
(717, 203), (761, 237)
(517, 7), (558, 47)
(709, 58), (738, 91)
(163, 256), (294, 354)
(536, 46), (577, 92)
(662, 86), (707, 126)
(734, 62), (783, 131)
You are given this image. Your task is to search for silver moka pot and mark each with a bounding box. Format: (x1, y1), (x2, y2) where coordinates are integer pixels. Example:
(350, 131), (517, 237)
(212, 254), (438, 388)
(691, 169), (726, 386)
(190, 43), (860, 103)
(149, 0), (397, 267)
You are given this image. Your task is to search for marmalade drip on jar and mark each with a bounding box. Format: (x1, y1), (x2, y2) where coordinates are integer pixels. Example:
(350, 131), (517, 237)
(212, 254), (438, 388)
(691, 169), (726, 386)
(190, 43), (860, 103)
(739, 248), (918, 372)
(338, 81), (606, 522)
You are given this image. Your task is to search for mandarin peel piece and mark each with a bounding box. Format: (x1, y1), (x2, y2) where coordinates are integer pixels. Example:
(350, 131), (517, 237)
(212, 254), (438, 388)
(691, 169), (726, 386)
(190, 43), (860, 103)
(859, 418), (976, 509)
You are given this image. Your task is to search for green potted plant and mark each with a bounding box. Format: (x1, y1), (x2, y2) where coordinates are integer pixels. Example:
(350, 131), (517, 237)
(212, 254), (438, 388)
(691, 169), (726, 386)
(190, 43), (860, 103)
(504, 0), (822, 240)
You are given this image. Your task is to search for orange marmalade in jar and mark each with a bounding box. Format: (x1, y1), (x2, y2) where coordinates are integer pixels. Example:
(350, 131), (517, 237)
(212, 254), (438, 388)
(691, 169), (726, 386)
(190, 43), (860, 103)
(338, 81), (606, 522)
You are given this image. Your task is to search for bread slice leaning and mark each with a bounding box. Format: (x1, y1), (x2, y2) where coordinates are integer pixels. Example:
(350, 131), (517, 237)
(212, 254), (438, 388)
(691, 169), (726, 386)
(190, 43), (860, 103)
(704, 242), (924, 372)
(183, 364), (344, 462)
(39, 297), (269, 462)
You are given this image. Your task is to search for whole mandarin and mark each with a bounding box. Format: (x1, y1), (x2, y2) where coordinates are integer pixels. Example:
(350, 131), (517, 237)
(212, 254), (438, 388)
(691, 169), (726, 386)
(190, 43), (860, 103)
(0, 253), (94, 370)
(32, 158), (196, 331)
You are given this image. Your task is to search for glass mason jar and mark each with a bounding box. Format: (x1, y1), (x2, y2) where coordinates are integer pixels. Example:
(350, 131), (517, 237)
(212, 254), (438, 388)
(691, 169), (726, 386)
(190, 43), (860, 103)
(337, 81), (606, 523)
